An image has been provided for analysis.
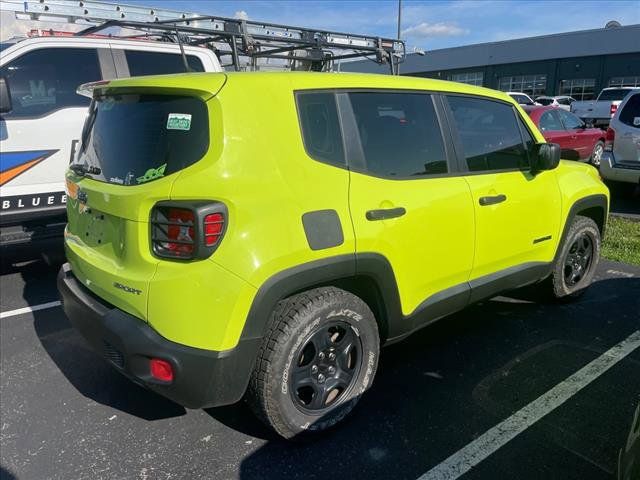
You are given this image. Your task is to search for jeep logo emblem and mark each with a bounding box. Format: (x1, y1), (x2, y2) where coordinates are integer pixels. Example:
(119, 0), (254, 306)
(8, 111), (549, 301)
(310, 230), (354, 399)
(113, 282), (142, 295)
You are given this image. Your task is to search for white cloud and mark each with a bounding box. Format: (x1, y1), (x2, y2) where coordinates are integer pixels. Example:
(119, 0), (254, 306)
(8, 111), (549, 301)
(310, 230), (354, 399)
(401, 22), (469, 39)
(234, 10), (249, 21)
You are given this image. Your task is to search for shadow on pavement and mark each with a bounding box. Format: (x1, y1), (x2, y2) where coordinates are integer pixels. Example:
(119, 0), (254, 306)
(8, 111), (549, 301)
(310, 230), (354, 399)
(608, 181), (640, 218)
(236, 276), (640, 480)
(18, 259), (186, 422)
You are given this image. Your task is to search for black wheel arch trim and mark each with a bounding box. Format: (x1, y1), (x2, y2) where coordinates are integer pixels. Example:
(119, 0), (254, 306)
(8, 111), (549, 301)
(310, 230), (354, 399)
(239, 253), (556, 348)
(239, 253), (408, 343)
(554, 194), (608, 264)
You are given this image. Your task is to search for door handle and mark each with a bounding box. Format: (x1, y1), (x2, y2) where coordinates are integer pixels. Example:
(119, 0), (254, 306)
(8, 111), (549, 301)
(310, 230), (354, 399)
(479, 194), (507, 206)
(366, 207), (406, 221)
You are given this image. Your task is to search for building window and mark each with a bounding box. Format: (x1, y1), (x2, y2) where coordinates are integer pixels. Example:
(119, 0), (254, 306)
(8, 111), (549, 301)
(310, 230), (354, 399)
(449, 72), (484, 86)
(559, 78), (596, 101)
(609, 76), (640, 88)
(498, 74), (547, 97)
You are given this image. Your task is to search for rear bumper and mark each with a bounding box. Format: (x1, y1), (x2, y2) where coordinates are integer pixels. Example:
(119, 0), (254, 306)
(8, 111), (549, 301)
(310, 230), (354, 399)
(57, 263), (260, 409)
(600, 153), (640, 184)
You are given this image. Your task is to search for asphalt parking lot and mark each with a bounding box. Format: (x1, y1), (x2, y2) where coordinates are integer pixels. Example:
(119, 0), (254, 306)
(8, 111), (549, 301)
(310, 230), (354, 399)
(1, 251), (639, 480)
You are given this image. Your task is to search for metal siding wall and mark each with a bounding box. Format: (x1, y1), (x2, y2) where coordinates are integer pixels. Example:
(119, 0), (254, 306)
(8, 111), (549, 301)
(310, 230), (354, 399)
(406, 52), (640, 96)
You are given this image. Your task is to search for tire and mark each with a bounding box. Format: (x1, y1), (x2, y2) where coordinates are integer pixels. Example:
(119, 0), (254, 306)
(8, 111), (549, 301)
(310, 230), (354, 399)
(547, 215), (601, 300)
(589, 141), (604, 167)
(246, 287), (380, 440)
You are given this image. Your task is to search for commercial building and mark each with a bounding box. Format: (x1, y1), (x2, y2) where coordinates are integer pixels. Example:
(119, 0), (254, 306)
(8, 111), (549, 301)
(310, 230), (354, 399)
(343, 23), (640, 100)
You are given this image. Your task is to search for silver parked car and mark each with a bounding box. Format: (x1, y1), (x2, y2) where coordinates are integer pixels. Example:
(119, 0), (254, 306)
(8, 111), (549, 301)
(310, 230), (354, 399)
(534, 95), (576, 111)
(600, 90), (640, 186)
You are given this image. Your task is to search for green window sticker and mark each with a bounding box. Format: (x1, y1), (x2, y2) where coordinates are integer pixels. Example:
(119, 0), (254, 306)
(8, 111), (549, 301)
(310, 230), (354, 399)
(136, 164), (167, 184)
(167, 113), (192, 131)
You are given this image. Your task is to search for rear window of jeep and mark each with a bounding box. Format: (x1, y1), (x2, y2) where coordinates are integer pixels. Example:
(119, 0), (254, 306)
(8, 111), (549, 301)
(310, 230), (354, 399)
(75, 94), (209, 185)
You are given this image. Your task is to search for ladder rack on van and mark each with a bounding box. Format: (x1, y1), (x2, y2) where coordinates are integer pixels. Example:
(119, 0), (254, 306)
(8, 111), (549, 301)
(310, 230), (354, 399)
(0, 0), (405, 74)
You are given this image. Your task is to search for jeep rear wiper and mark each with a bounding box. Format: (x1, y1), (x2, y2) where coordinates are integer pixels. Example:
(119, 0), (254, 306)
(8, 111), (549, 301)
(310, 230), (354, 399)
(70, 163), (101, 176)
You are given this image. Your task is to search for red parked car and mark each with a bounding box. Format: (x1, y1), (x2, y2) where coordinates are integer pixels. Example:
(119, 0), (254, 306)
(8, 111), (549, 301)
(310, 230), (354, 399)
(524, 106), (606, 166)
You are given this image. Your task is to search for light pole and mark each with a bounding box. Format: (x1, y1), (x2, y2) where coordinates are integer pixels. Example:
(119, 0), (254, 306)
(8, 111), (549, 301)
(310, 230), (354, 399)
(397, 0), (402, 40)
(397, 0), (402, 74)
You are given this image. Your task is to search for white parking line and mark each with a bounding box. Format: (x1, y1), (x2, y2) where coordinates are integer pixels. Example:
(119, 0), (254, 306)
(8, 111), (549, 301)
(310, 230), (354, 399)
(0, 301), (61, 319)
(417, 330), (640, 480)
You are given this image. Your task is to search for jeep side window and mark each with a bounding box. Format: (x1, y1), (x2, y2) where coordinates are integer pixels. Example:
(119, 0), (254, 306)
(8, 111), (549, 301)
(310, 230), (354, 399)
(296, 92), (345, 166)
(447, 96), (530, 172)
(0, 48), (101, 118)
(348, 92), (447, 177)
(124, 50), (205, 76)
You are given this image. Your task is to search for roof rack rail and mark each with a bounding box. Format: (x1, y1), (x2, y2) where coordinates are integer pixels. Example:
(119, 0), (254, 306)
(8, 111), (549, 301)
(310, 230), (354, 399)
(0, 0), (405, 74)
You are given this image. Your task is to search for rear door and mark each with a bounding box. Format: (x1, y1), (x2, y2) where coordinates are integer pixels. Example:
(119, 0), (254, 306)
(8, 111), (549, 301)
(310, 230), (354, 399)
(344, 91), (475, 320)
(445, 95), (562, 284)
(0, 45), (104, 225)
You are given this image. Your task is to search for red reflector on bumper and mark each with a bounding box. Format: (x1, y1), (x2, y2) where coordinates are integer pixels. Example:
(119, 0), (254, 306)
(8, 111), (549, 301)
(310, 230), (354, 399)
(150, 358), (174, 382)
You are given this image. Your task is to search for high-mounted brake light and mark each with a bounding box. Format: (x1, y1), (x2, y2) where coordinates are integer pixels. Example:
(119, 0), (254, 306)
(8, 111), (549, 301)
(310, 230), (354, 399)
(151, 202), (227, 260)
(150, 358), (174, 382)
(604, 127), (615, 152)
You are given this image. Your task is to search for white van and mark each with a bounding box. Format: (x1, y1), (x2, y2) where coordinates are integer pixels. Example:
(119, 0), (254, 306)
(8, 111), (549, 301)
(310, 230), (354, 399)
(0, 35), (221, 250)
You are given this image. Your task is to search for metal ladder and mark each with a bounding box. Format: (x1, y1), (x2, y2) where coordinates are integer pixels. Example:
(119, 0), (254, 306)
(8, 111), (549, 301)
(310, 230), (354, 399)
(0, 0), (405, 73)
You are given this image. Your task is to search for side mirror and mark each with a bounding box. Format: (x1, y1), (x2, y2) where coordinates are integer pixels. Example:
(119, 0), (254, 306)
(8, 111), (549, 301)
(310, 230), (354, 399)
(531, 143), (560, 173)
(0, 77), (12, 114)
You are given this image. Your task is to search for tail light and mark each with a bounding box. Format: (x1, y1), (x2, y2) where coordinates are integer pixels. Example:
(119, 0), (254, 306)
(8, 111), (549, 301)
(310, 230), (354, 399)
(151, 201), (227, 260)
(604, 127), (615, 152)
(610, 103), (618, 117)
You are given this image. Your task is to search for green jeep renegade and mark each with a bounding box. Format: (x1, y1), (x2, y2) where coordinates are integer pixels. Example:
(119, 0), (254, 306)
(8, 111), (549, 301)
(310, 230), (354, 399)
(58, 72), (609, 439)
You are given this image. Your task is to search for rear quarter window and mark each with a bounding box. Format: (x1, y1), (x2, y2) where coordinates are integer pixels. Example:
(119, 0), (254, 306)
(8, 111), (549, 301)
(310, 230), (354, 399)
(125, 50), (205, 76)
(296, 92), (345, 167)
(618, 94), (640, 128)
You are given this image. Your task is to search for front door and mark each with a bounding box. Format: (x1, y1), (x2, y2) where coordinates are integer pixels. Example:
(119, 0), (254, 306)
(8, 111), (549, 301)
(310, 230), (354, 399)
(345, 91), (475, 319)
(444, 95), (562, 282)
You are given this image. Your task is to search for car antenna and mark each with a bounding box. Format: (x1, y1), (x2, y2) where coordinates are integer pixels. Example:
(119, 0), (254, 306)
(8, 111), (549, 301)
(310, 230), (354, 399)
(174, 24), (192, 73)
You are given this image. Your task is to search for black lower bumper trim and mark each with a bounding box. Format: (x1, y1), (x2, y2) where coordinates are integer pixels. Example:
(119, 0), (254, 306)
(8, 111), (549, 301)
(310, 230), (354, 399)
(57, 263), (260, 409)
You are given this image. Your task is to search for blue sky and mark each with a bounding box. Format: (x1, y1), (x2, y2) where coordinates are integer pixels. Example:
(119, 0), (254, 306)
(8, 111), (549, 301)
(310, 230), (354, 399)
(1, 0), (638, 48)
(108, 0), (640, 50)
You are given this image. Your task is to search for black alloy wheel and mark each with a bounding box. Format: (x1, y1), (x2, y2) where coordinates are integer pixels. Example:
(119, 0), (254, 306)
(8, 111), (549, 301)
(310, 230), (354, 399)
(289, 321), (362, 413)
(563, 232), (594, 287)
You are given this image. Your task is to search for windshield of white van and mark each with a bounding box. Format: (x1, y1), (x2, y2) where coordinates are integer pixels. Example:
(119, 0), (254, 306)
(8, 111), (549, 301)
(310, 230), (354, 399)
(75, 94), (209, 185)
